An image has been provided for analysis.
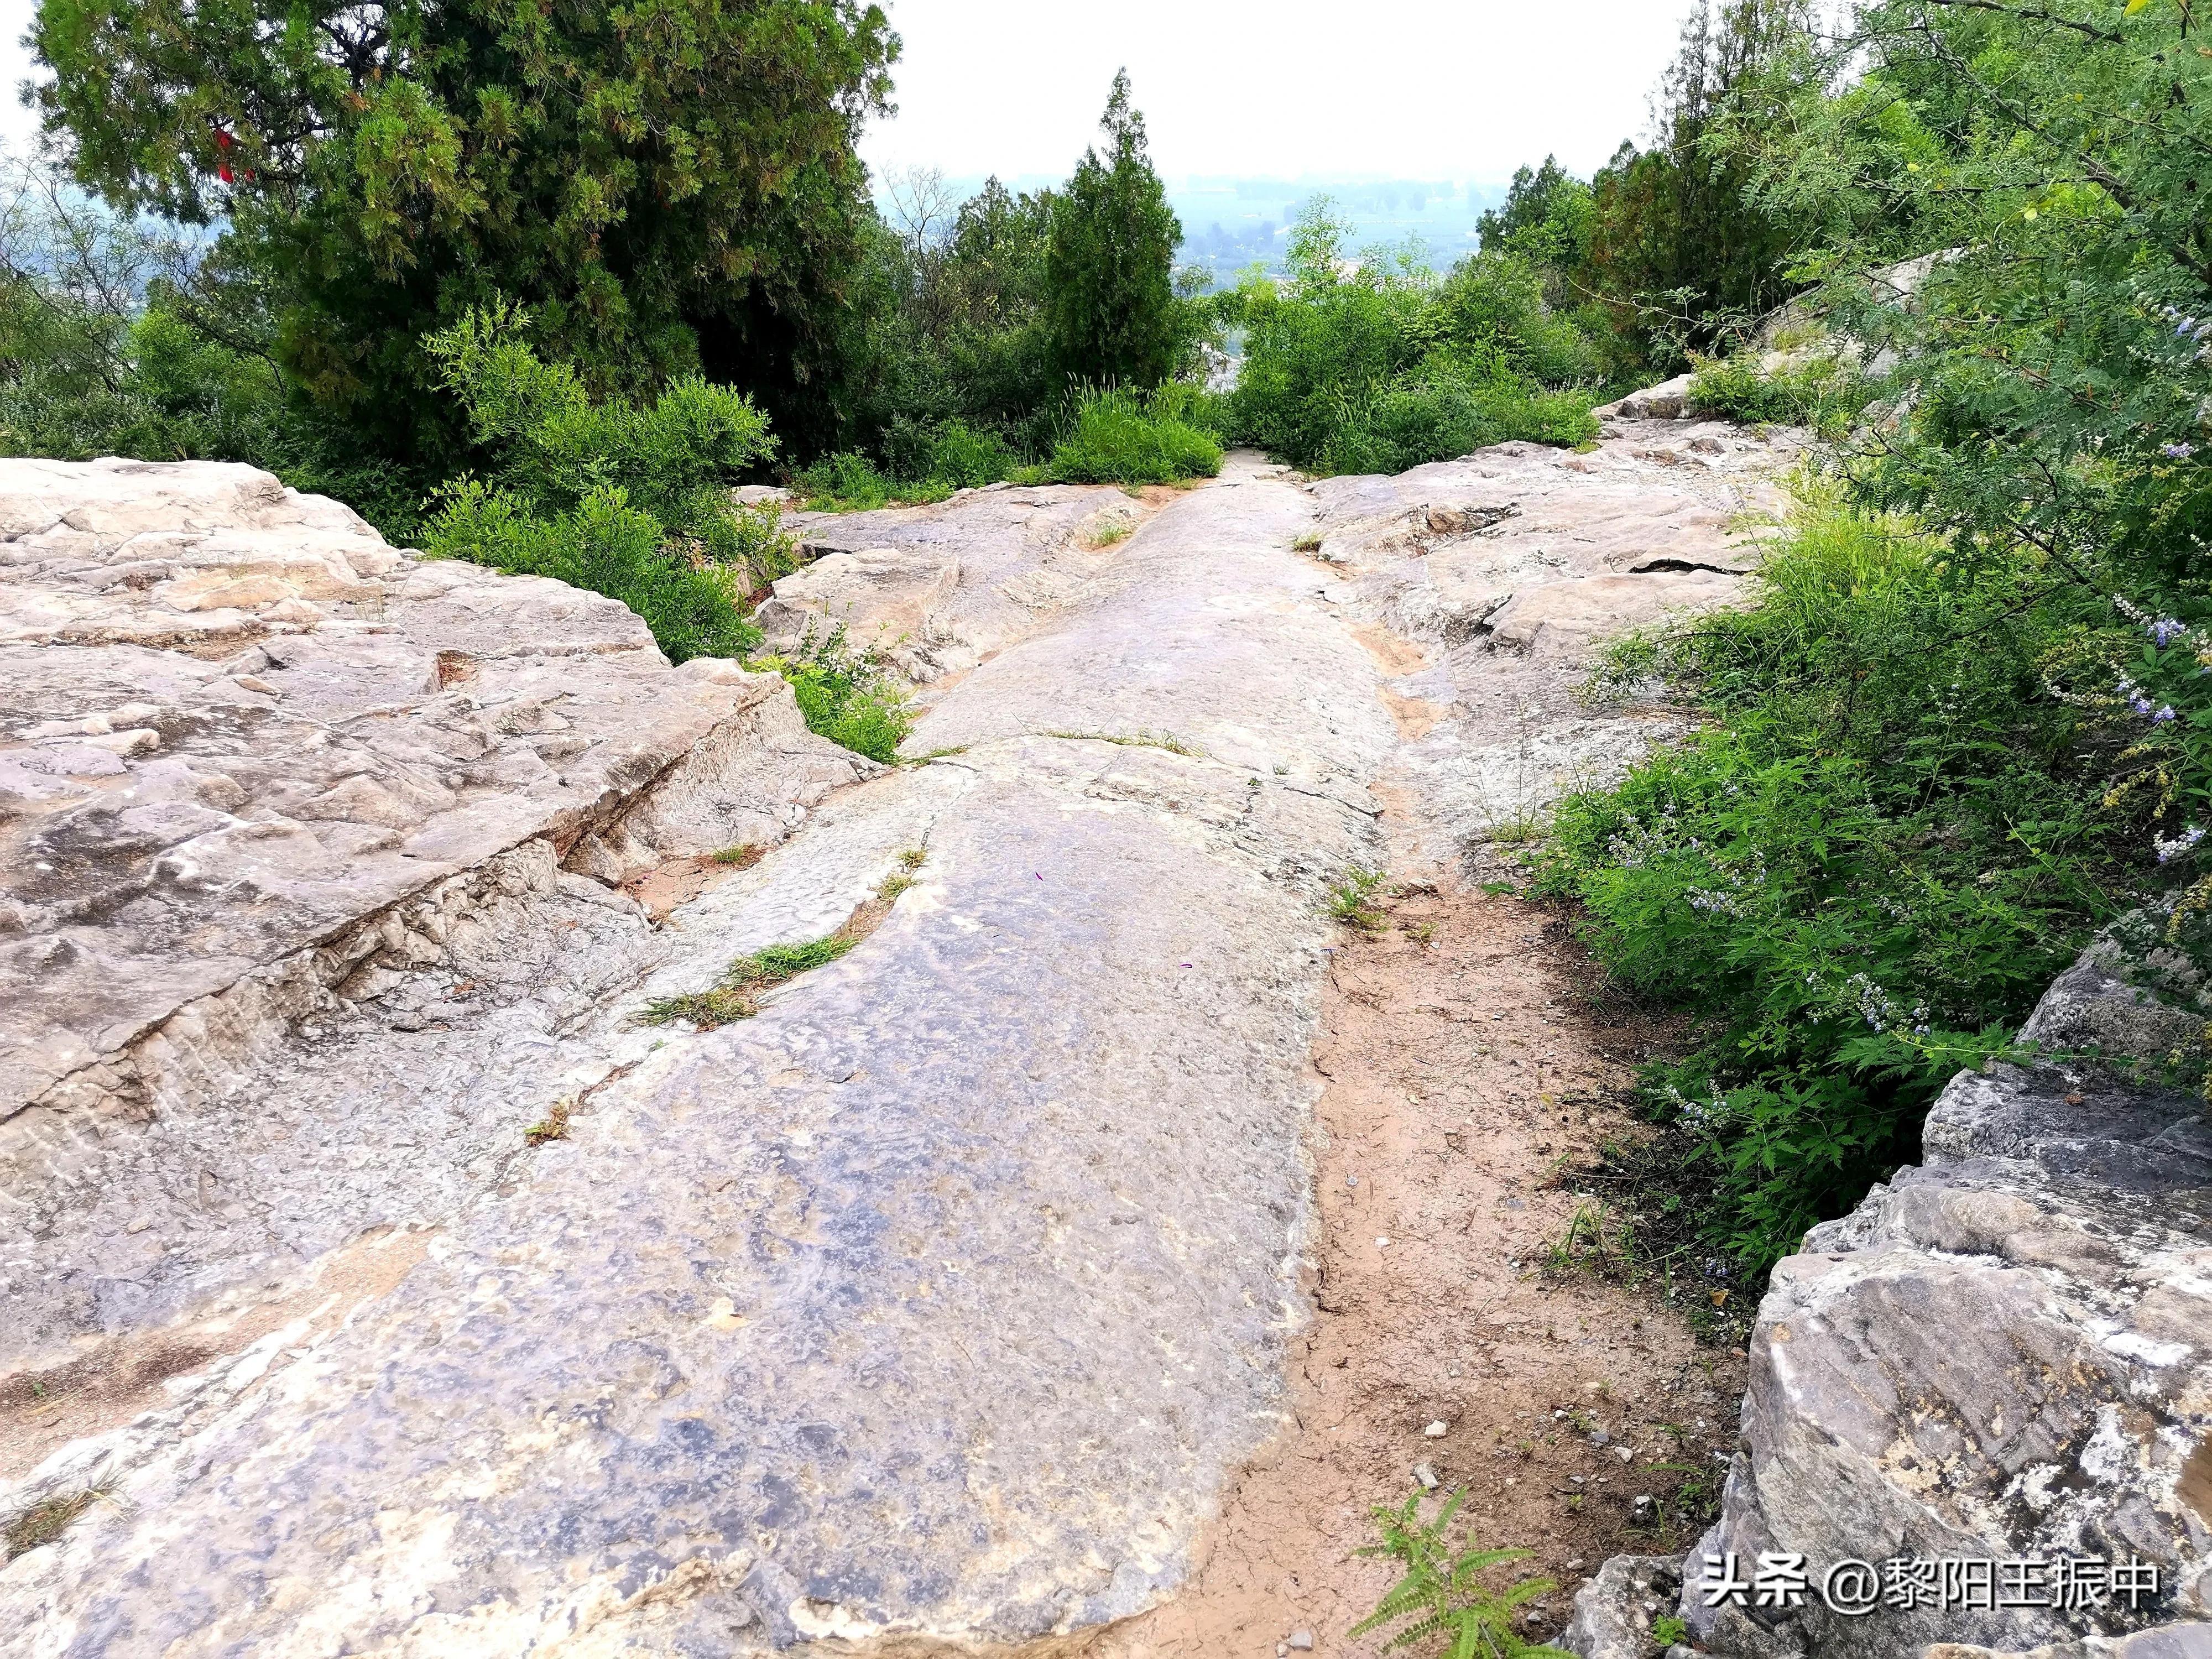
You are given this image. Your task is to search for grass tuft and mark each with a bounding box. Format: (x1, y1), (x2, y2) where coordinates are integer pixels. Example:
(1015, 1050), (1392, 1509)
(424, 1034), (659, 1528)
(1044, 728), (1200, 757)
(523, 1100), (573, 1146)
(6, 1491), (97, 1559)
(1326, 866), (1390, 932)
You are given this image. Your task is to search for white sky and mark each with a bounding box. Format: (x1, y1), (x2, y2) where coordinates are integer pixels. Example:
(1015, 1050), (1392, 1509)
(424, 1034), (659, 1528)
(862, 0), (1689, 185)
(0, 0), (1689, 185)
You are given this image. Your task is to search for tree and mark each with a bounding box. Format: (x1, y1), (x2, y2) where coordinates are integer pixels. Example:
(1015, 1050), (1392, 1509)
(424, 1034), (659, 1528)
(29, 0), (900, 460)
(1045, 70), (1184, 390)
(1477, 155), (1593, 273)
(1582, 0), (1813, 354)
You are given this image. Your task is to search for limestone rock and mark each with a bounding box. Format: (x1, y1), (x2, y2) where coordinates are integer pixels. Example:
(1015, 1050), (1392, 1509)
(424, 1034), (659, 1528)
(1928, 1624), (2212, 1658)
(1594, 373), (1703, 421)
(1666, 946), (2212, 1658)
(754, 544), (962, 677)
(0, 457), (873, 1370)
(776, 483), (1153, 690)
(1563, 1553), (1686, 1658)
(1305, 422), (1792, 871)
(1, 454), (1391, 1654)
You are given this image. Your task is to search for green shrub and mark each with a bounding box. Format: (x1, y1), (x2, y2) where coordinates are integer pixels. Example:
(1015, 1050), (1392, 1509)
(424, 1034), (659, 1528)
(420, 302), (784, 661)
(794, 451), (910, 513)
(752, 624), (914, 764)
(423, 479), (755, 664)
(1229, 200), (1602, 476)
(1046, 385), (1223, 485)
(1536, 491), (2142, 1272)
(1687, 351), (1874, 437)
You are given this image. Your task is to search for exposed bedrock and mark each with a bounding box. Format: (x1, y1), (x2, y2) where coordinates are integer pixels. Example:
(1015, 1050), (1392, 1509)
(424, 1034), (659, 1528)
(1300, 413), (1797, 872)
(1566, 936), (2212, 1659)
(2, 454), (1395, 1654)
(0, 456), (873, 1370)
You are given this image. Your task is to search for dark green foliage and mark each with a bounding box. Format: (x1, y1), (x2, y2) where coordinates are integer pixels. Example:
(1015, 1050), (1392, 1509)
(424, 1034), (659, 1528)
(1477, 155), (1593, 276)
(842, 174), (1061, 456)
(1229, 200), (1601, 475)
(420, 304), (787, 662)
(1045, 71), (1187, 392)
(1538, 495), (2142, 1271)
(32, 0), (899, 459)
(1350, 1488), (1564, 1658)
(1582, 1), (1813, 359)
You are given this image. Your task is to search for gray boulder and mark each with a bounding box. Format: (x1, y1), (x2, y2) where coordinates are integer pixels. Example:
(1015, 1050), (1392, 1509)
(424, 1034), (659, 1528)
(1623, 933), (2212, 1659)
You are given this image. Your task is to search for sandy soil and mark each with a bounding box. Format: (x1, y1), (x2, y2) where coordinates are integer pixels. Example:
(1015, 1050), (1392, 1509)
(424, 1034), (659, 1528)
(1083, 879), (1745, 1658)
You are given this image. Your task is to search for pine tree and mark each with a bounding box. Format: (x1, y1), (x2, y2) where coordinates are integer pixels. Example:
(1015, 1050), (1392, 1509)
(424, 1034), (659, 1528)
(1044, 70), (1184, 390)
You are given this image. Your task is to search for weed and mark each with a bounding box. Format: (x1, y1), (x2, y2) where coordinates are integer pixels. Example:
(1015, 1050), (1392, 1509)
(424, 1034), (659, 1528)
(6, 1491), (97, 1559)
(640, 935), (858, 1030)
(1086, 517), (1136, 549)
(1292, 530), (1325, 553)
(711, 843), (763, 868)
(1404, 919), (1438, 944)
(1653, 1614), (1691, 1647)
(1046, 384), (1224, 486)
(1043, 728), (1199, 757)
(904, 745), (971, 764)
(523, 1099), (573, 1146)
(1327, 866), (1389, 932)
(1546, 1198), (1635, 1274)
(1350, 1488), (1565, 1657)
(897, 847), (928, 872)
(1644, 1460), (1724, 1531)
(1478, 881), (1519, 898)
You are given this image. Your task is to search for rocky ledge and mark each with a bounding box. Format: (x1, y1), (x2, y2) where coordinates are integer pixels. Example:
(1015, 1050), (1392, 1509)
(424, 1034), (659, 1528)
(1566, 932), (2212, 1658)
(1, 457), (872, 1371)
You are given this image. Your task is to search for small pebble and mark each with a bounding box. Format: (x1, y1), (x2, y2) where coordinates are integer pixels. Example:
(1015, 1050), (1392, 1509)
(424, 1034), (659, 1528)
(1375, 1235), (1390, 1248)
(1423, 1420), (1448, 1437)
(1413, 1461), (1439, 1490)
(1345, 1174), (1358, 1187)
(1288, 1635), (1314, 1652)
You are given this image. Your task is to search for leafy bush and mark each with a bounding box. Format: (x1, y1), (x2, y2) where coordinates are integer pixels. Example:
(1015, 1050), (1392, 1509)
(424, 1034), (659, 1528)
(752, 624), (914, 763)
(1688, 351), (1874, 438)
(421, 302), (791, 662)
(1229, 200), (1601, 476)
(1537, 491), (2142, 1271)
(423, 479), (756, 664)
(34, 0), (899, 461)
(1046, 385), (1222, 486)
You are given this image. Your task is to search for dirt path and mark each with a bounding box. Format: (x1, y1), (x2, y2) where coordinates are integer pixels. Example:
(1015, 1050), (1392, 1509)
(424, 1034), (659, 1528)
(1086, 880), (1743, 1659)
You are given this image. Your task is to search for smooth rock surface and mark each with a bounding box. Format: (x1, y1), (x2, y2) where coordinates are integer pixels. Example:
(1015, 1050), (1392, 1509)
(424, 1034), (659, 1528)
(1303, 420), (1792, 872)
(775, 484), (1147, 689)
(753, 544), (962, 677)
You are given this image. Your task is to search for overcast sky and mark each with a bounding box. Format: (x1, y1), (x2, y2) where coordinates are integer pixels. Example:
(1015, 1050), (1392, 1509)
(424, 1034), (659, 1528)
(0, 0), (1691, 185)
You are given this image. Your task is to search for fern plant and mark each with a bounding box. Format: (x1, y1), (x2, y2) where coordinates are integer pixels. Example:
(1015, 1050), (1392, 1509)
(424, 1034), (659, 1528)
(1350, 1489), (1566, 1659)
